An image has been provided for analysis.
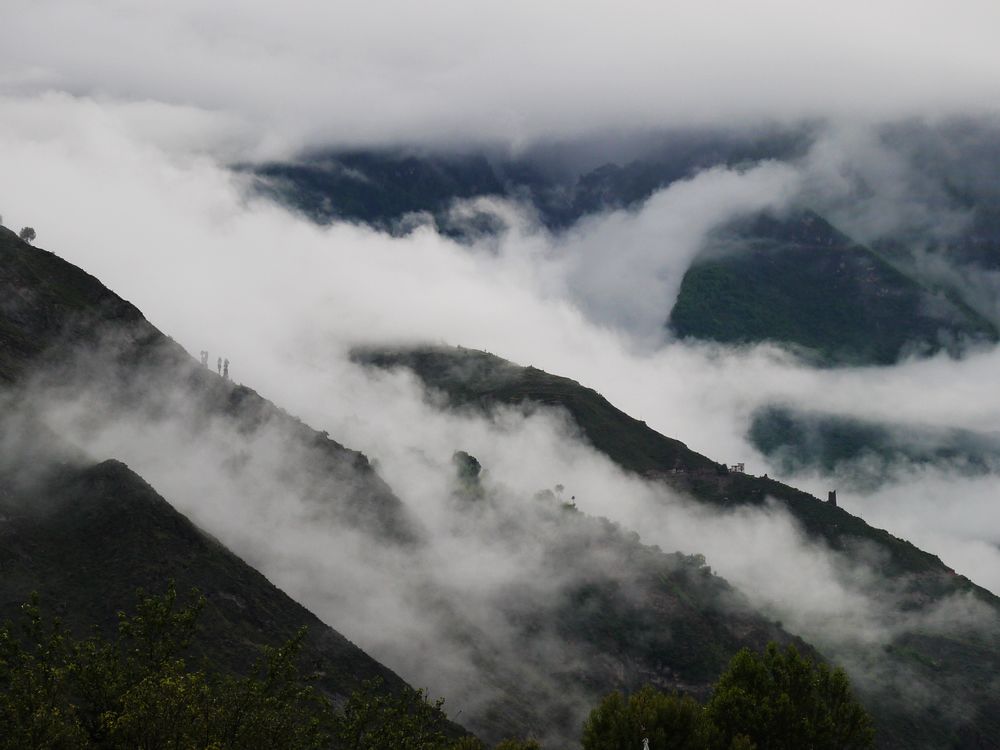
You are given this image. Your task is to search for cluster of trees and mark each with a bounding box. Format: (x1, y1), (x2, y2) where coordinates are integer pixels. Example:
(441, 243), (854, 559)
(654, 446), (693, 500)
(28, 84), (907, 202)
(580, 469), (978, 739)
(0, 585), (333, 749)
(581, 644), (874, 750)
(0, 586), (535, 750)
(0, 215), (32, 242)
(1, 586), (873, 749)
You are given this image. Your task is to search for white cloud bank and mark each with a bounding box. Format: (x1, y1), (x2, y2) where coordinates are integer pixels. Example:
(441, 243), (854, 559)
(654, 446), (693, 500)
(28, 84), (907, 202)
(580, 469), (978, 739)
(2, 90), (1000, 604)
(3, 0), (1000, 153)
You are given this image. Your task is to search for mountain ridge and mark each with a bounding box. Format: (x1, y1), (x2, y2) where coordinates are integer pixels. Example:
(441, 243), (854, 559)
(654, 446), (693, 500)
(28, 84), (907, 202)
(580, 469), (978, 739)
(3, 225), (1000, 746)
(356, 343), (1000, 748)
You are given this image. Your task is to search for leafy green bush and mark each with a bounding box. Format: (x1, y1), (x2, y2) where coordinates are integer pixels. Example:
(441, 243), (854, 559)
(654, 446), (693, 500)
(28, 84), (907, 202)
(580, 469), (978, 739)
(581, 643), (873, 750)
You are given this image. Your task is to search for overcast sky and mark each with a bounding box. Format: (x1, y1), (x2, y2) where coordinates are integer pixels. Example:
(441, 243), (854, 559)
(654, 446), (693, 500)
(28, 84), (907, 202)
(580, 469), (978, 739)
(3, 0), (1000, 154)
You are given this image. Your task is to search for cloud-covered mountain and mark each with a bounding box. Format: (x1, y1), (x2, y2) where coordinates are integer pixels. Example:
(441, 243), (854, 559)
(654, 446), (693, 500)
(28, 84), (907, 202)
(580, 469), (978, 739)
(355, 344), (1000, 747)
(4, 4), (1000, 747)
(5, 213), (1000, 746)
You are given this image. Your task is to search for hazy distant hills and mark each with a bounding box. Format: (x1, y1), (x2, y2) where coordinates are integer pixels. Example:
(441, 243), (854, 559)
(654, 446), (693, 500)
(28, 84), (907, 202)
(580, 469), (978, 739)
(749, 404), (1000, 490)
(248, 128), (810, 233)
(250, 126), (1000, 368)
(252, 151), (505, 233)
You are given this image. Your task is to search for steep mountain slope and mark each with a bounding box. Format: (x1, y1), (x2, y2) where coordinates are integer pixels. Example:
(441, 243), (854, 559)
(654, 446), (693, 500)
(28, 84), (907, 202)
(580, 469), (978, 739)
(5, 224), (1000, 746)
(0, 453), (413, 704)
(357, 346), (719, 477)
(0, 226), (816, 746)
(669, 211), (997, 365)
(353, 347), (941, 573)
(0, 224), (468, 735)
(358, 344), (1000, 749)
(0, 225), (416, 542)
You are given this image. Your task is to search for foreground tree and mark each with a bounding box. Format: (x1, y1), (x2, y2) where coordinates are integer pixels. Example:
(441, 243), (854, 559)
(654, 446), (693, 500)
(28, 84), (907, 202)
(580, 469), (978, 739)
(0, 586), (543, 750)
(706, 643), (874, 750)
(581, 685), (712, 750)
(580, 643), (873, 750)
(333, 677), (454, 749)
(0, 585), (334, 750)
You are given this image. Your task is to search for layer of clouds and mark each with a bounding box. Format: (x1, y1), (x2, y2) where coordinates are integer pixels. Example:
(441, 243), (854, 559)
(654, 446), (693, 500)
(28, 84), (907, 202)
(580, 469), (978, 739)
(555, 162), (798, 343)
(2, 92), (1000, 600)
(3, 91), (1000, 738)
(3, 1), (1000, 154)
(11, 324), (993, 739)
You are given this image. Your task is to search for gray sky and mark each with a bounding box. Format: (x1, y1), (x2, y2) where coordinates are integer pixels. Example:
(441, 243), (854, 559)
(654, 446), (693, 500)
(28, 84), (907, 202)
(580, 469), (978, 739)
(3, 0), (1000, 154)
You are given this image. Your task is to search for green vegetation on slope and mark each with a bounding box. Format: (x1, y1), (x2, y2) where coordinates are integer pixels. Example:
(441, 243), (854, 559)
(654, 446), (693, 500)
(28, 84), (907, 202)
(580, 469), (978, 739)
(669, 212), (997, 366)
(0, 587), (333, 750)
(582, 643), (874, 750)
(1, 586), (537, 749)
(0, 456), (412, 709)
